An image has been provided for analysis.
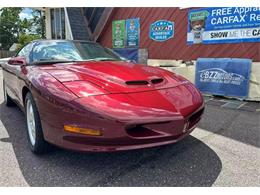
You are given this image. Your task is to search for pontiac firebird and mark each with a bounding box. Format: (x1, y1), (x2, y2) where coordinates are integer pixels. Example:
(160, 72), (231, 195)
(2, 40), (204, 154)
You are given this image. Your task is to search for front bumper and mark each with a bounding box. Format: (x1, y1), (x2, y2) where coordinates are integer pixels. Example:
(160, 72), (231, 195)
(54, 127), (196, 152)
(39, 100), (204, 152)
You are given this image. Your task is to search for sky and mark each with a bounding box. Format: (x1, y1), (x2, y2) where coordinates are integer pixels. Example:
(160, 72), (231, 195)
(19, 8), (33, 20)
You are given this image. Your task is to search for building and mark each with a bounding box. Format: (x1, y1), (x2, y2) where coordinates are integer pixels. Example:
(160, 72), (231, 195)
(44, 7), (259, 61)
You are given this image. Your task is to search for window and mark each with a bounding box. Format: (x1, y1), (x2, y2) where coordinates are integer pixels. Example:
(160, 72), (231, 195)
(50, 8), (65, 39)
(31, 41), (124, 63)
(32, 41), (82, 62)
(17, 43), (32, 62)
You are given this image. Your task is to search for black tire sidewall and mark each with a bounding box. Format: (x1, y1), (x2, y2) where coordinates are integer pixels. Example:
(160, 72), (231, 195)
(3, 79), (6, 102)
(3, 80), (14, 107)
(25, 92), (49, 154)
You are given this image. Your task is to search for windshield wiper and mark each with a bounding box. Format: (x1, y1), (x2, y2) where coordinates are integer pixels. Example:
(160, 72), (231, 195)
(32, 59), (80, 65)
(90, 58), (120, 61)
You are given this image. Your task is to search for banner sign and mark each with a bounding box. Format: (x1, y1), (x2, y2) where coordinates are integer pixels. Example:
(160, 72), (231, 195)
(126, 18), (140, 47)
(112, 20), (126, 48)
(195, 58), (252, 99)
(150, 20), (174, 41)
(187, 7), (260, 44)
(113, 48), (138, 62)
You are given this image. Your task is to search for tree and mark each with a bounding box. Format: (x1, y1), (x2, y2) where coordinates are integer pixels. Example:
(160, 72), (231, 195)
(16, 33), (41, 51)
(20, 18), (31, 34)
(0, 8), (46, 51)
(30, 9), (46, 39)
(0, 8), (22, 49)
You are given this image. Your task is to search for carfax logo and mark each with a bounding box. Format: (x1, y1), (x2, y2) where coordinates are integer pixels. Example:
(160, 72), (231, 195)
(199, 68), (245, 85)
(149, 20), (174, 41)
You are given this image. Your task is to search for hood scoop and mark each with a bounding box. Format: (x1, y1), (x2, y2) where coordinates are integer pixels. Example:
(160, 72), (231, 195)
(125, 78), (164, 86)
(151, 78), (164, 84)
(125, 80), (149, 85)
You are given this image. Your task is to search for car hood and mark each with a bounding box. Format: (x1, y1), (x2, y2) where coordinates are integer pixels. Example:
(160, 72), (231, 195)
(40, 61), (188, 97)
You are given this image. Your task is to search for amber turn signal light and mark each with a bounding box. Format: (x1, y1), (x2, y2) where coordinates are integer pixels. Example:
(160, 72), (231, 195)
(64, 125), (102, 136)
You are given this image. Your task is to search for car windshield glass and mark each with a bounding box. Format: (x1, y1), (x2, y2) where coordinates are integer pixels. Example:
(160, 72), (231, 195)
(32, 41), (124, 64)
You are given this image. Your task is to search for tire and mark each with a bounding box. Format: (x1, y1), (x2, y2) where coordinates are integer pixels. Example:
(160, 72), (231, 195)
(3, 80), (15, 107)
(25, 92), (51, 154)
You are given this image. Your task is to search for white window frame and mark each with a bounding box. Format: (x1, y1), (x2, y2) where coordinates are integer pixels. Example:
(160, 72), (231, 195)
(50, 8), (65, 39)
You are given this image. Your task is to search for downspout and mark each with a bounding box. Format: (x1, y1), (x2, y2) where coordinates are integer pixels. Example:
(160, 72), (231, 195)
(64, 7), (74, 40)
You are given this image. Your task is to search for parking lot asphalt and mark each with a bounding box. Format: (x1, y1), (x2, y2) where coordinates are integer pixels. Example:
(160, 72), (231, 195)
(0, 68), (259, 187)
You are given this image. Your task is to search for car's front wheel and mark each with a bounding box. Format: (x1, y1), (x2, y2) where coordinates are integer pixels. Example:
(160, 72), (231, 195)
(25, 92), (51, 154)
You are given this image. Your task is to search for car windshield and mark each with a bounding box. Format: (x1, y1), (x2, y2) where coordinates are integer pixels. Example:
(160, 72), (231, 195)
(32, 41), (125, 64)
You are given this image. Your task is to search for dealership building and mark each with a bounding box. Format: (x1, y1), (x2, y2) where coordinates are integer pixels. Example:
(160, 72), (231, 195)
(42, 7), (260, 101)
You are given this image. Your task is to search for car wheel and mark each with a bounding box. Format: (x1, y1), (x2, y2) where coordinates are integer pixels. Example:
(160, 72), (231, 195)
(25, 92), (51, 154)
(3, 80), (15, 107)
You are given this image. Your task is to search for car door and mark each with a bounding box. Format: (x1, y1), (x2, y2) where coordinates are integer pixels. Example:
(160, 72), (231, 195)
(4, 43), (32, 104)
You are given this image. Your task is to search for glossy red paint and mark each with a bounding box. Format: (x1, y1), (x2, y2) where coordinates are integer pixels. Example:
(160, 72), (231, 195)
(2, 59), (204, 152)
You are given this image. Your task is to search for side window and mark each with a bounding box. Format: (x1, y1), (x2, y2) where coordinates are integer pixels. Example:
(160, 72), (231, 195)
(17, 44), (32, 62)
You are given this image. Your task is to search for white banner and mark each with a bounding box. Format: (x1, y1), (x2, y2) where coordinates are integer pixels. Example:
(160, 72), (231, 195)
(188, 27), (260, 42)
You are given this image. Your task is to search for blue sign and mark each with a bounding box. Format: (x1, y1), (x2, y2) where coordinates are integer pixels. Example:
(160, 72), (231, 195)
(113, 48), (138, 62)
(150, 20), (174, 41)
(187, 7), (260, 44)
(126, 18), (140, 47)
(195, 58), (252, 99)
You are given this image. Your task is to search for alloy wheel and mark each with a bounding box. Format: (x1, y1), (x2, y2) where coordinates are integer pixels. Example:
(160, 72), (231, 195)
(26, 99), (36, 146)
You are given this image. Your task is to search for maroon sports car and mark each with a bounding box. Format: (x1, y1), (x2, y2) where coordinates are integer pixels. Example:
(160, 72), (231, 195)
(2, 40), (204, 154)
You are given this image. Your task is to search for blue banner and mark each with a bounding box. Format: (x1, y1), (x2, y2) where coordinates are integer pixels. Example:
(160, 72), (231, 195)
(126, 18), (140, 47)
(187, 7), (260, 44)
(195, 58), (252, 99)
(150, 20), (174, 41)
(113, 48), (138, 62)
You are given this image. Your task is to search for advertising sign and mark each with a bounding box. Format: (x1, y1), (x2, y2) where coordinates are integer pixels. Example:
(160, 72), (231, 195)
(126, 18), (140, 47)
(195, 58), (252, 99)
(187, 7), (260, 44)
(113, 48), (138, 62)
(150, 20), (174, 41)
(112, 20), (126, 48)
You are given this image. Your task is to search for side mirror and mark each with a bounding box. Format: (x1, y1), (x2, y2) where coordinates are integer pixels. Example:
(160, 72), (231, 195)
(8, 57), (27, 66)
